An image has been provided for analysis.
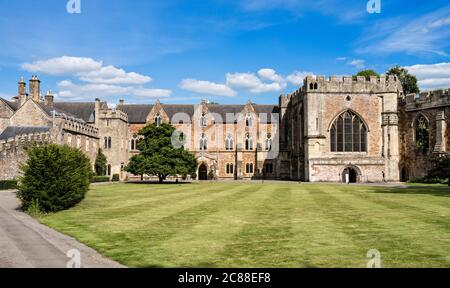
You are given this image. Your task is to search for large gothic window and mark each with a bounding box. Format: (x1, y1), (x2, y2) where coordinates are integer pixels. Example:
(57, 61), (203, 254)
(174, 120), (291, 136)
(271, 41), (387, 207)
(245, 133), (253, 150)
(155, 114), (162, 126)
(330, 111), (367, 152)
(199, 133), (208, 150)
(225, 134), (234, 150)
(415, 114), (429, 154)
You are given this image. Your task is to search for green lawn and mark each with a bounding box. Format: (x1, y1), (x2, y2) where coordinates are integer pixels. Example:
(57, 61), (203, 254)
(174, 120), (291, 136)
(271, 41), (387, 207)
(40, 182), (450, 268)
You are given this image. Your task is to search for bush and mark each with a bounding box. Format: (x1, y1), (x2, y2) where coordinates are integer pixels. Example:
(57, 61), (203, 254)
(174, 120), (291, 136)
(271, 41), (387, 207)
(112, 174), (120, 182)
(0, 180), (18, 190)
(92, 176), (110, 183)
(17, 144), (93, 213)
(208, 170), (216, 180)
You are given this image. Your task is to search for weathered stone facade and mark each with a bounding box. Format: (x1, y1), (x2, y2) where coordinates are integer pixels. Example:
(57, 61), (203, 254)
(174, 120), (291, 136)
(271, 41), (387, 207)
(279, 75), (403, 183)
(399, 89), (450, 181)
(1, 75), (448, 183)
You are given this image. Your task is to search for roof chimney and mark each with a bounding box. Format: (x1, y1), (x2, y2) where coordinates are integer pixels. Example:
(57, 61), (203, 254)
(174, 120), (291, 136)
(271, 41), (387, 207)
(44, 90), (54, 107)
(95, 98), (101, 127)
(18, 77), (27, 106)
(29, 75), (41, 102)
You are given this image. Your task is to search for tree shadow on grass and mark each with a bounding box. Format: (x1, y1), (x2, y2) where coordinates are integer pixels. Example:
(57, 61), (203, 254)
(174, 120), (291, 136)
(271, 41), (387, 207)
(366, 186), (450, 198)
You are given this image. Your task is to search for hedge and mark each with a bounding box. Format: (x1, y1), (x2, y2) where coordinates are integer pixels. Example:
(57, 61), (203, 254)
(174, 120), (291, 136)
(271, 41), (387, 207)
(112, 174), (120, 182)
(0, 180), (18, 190)
(92, 176), (110, 183)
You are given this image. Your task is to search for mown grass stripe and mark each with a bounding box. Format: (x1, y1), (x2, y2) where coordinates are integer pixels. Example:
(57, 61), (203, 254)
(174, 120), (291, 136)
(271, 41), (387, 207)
(313, 186), (450, 267)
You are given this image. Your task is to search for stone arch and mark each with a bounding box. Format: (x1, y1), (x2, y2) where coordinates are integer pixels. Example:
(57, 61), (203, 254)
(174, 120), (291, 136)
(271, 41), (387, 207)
(412, 113), (430, 154)
(400, 167), (410, 183)
(340, 165), (361, 183)
(198, 163), (208, 180)
(327, 109), (370, 132)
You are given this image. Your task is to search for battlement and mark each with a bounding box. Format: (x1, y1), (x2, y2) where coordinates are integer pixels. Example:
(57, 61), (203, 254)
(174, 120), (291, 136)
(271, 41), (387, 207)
(303, 75), (402, 94)
(62, 117), (99, 138)
(404, 88), (450, 111)
(99, 107), (129, 122)
(0, 131), (52, 155)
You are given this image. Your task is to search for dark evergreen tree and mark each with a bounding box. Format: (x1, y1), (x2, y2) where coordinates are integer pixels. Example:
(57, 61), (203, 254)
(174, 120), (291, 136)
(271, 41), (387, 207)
(18, 144), (93, 213)
(125, 123), (197, 183)
(94, 148), (107, 176)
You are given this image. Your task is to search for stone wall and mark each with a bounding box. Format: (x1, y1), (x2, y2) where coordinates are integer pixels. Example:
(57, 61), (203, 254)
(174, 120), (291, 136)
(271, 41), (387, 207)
(399, 89), (450, 181)
(0, 132), (52, 180)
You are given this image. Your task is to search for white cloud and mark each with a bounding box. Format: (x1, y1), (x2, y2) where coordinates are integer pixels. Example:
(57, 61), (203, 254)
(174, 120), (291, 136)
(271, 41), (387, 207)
(257, 68), (284, 83)
(286, 71), (314, 86)
(57, 80), (171, 100)
(226, 70), (289, 93)
(357, 6), (450, 56)
(21, 56), (102, 75)
(348, 59), (365, 69)
(181, 68), (315, 97)
(22, 56), (169, 101)
(133, 88), (172, 98)
(336, 57), (347, 61)
(180, 79), (237, 97)
(78, 65), (152, 85)
(405, 62), (450, 90)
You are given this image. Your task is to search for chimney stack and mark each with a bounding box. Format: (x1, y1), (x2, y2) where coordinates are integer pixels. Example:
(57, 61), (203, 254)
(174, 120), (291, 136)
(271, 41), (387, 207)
(29, 75), (41, 102)
(18, 77), (27, 106)
(95, 98), (101, 127)
(44, 90), (54, 107)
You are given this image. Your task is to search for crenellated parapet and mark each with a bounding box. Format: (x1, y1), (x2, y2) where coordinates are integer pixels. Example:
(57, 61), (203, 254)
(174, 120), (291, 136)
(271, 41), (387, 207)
(303, 75), (402, 94)
(100, 108), (129, 122)
(0, 131), (52, 156)
(62, 117), (99, 138)
(404, 88), (450, 111)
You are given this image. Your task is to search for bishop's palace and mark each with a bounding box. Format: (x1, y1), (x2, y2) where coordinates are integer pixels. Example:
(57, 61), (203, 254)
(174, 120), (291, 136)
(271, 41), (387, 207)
(1, 75), (449, 183)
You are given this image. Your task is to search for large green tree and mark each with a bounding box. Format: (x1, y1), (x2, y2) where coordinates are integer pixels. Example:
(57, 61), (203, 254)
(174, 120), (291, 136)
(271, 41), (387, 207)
(125, 123), (197, 183)
(94, 148), (107, 176)
(386, 66), (419, 95)
(354, 69), (380, 80)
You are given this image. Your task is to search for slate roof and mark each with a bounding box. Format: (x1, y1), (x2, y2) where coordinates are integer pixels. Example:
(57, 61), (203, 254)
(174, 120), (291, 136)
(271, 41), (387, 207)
(53, 102), (102, 123)
(0, 98), (19, 111)
(116, 104), (154, 124)
(0, 126), (51, 141)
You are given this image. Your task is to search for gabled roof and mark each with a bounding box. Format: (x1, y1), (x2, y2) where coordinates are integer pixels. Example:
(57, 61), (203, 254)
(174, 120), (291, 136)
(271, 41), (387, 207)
(53, 102), (100, 123)
(0, 97), (19, 112)
(0, 126), (51, 141)
(162, 104), (195, 120)
(116, 104), (154, 124)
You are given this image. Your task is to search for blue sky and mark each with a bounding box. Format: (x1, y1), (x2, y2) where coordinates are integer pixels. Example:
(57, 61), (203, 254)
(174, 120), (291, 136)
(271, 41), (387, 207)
(1, 0), (450, 104)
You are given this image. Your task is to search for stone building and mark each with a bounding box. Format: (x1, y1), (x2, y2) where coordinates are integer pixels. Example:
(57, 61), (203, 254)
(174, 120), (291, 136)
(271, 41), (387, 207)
(399, 89), (450, 181)
(1, 74), (448, 183)
(279, 75), (403, 183)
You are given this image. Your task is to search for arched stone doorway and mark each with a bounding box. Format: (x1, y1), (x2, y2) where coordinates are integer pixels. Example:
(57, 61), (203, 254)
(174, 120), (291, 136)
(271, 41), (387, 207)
(198, 164), (208, 181)
(342, 167), (359, 183)
(401, 167), (409, 182)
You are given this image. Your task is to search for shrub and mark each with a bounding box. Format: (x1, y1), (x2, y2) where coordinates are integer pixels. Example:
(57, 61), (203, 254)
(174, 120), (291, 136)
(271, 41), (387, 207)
(0, 180), (18, 190)
(208, 170), (216, 180)
(17, 144), (93, 213)
(94, 148), (107, 176)
(92, 176), (110, 183)
(112, 174), (120, 182)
